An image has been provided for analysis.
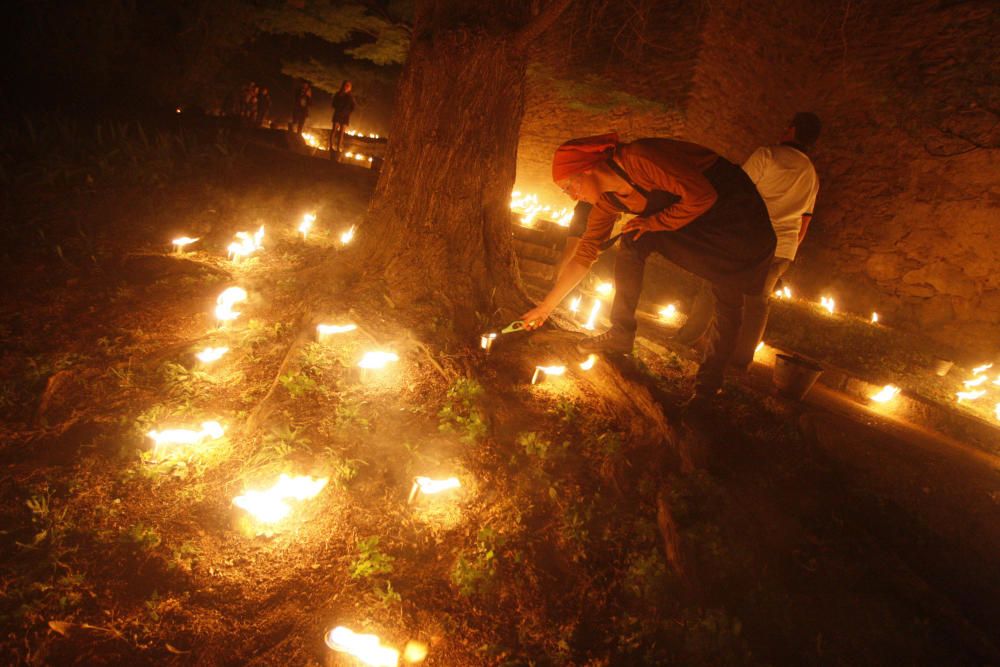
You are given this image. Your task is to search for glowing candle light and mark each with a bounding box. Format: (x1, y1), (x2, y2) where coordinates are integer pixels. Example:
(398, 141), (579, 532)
(531, 365), (566, 385)
(340, 225), (356, 245)
(582, 299), (601, 331)
(479, 332), (497, 353)
(227, 226), (264, 261)
(783, 286), (792, 299)
(555, 208), (573, 227)
(196, 346), (229, 363)
(579, 354), (597, 371)
(755, 341), (765, 353)
(956, 389), (986, 402)
(870, 384), (901, 403)
(299, 213), (316, 239)
(214, 286), (247, 322)
(233, 474), (328, 524)
(358, 351), (399, 370)
(972, 362), (993, 375)
(595, 282), (614, 297)
(820, 296), (835, 314)
(172, 236), (199, 252)
(871, 312), (879, 324)
(317, 323), (358, 336)
(995, 403), (1000, 421)
(325, 627), (399, 667)
(147, 421), (224, 449)
(993, 375), (1000, 387)
(964, 375), (988, 388)
(402, 641), (428, 663)
(408, 475), (461, 503)
(659, 304), (677, 322)
(568, 295), (582, 316)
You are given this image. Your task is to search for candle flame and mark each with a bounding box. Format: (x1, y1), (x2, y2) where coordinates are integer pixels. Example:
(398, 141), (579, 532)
(325, 626), (399, 667)
(820, 296), (835, 314)
(480, 332), (497, 350)
(531, 365), (566, 385)
(579, 354), (597, 370)
(995, 403), (1000, 421)
(956, 389), (986, 402)
(196, 346), (229, 363)
(358, 351), (399, 369)
(317, 323), (358, 336)
(299, 213), (316, 238)
(147, 421), (224, 448)
(340, 226), (356, 244)
(963, 375), (987, 388)
(870, 384), (901, 403)
(972, 362), (993, 375)
(172, 236), (199, 250)
(414, 476), (461, 494)
(227, 226), (265, 261)
(568, 296), (581, 313)
(783, 286), (792, 299)
(595, 282), (614, 297)
(214, 286), (247, 322)
(301, 132), (325, 150)
(871, 312), (879, 323)
(582, 299), (601, 330)
(554, 207), (573, 227)
(233, 474), (328, 524)
(659, 304), (677, 321)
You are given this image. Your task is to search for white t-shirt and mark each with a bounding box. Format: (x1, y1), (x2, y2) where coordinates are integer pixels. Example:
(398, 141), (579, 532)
(742, 144), (819, 261)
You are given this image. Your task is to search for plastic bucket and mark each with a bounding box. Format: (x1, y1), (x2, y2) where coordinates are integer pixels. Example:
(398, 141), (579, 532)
(773, 354), (824, 400)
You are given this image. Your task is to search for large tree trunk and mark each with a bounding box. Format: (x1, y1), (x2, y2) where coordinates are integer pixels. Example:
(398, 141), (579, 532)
(358, 1), (571, 337)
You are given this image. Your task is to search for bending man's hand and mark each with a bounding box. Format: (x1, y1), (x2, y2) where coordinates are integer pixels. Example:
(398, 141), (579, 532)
(520, 303), (553, 330)
(621, 216), (654, 241)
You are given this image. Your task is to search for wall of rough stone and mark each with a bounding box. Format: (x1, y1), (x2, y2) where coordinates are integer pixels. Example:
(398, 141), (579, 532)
(515, 0), (999, 354)
(794, 0), (1000, 355)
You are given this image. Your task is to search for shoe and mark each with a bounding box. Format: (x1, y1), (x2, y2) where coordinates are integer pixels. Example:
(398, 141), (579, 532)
(576, 328), (634, 355)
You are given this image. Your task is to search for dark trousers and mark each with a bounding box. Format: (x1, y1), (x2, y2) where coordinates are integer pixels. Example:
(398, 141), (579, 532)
(675, 258), (791, 368)
(610, 233), (746, 395)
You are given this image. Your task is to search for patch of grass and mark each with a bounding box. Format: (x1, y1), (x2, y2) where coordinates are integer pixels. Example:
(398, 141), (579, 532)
(350, 536), (394, 580)
(438, 378), (488, 442)
(517, 431), (567, 462)
(123, 523), (162, 551)
(451, 526), (507, 597)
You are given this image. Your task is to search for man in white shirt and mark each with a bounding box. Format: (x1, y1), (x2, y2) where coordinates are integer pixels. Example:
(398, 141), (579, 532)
(730, 112), (821, 368)
(673, 112), (821, 371)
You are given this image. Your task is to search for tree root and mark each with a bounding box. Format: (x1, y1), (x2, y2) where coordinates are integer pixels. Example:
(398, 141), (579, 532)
(245, 310), (317, 432)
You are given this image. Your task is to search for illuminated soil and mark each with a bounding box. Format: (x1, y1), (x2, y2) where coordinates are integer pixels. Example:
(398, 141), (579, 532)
(1, 126), (998, 665)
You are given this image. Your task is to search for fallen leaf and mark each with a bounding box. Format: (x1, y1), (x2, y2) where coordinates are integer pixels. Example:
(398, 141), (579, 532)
(48, 620), (74, 637)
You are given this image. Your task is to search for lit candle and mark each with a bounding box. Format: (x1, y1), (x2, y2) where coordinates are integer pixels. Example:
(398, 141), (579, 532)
(595, 282), (614, 297)
(531, 365), (566, 385)
(317, 323), (357, 337)
(658, 304), (677, 322)
(233, 474), (328, 524)
(196, 346), (229, 363)
(820, 296), (835, 314)
(214, 286), (248, 322)
(325, 627), (399, 667)
(579, 354), (597, 371)
(408, 475), (461, 503)
(147, 421), (224, 449)
(358, 351), (398, 370)
(972, 362), (993, 375)
(340, 226), (356, 245)
(479, 332), (497, 353)
(956, 389), (986, 402)
(871, 312), (879, 324)
(299, 213), (316, 239)
(172, 236), (199, 253)
(582, 299), (601, 330)
(870, 384), (901, 403)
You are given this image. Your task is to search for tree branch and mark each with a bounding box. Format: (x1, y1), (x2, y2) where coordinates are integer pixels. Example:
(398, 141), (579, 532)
(512, 0), (575, 51)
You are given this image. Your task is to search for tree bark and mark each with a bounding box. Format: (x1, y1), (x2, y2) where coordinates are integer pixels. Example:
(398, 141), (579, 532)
(358, 1), (571, 337)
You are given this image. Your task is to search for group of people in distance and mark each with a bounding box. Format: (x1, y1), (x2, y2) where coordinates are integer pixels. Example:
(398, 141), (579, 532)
(522, 113), (821, 412)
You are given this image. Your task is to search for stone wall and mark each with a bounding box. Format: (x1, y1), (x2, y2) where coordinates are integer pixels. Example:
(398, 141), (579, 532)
(515, 0), (1000, 354)
(795, 0), (1000, 355)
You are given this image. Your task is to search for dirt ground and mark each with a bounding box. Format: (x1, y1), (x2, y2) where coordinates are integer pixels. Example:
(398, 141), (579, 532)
(2, 129), (999, 665)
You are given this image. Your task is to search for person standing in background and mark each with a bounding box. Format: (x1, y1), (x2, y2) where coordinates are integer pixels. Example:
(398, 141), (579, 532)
(330, 80), (356, 154)
(292, 81), (312, 134)
(674, 113), (821, 371)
